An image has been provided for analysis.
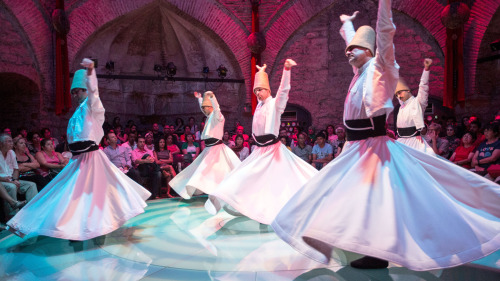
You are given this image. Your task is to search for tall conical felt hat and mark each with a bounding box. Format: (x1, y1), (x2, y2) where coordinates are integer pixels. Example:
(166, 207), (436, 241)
(202, 91), (215, 107)
(395, 77), (411, 94)
(345, 25), (375, 56)
(253, 64), (270, 94)
(70, 69), (87, 93)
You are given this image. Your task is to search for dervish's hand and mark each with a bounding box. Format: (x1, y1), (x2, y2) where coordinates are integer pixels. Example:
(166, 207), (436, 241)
(194, 92), (202, 98)
(284, 59), (297, 70)
(424, 58), (433, 71)
(340, 11), (359, 23)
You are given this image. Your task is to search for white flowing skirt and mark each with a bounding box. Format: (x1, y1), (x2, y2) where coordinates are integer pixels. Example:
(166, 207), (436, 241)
(271, 135), (500, 271)
(7, 149), (151, 240)
(397, 135), (436, 156)
(209, 142), (318, 225)
(170, 143), (241, 199)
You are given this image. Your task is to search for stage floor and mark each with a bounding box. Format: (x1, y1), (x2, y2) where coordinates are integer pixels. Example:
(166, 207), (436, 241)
(1, 197), (499, 280)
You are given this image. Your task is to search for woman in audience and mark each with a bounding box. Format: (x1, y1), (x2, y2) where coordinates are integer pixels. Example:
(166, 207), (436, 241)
(114, 125), (127, 144)
(232, 134), (249, 161)
(154, 137), (176, 198)
(174, 118), (184, 135)
(471, 123), (500, 175)
(326, 124), (337, 144)
(27, 132), (42, 155)
(112, 116), (122, 129)
(445, 125), (461, 159)
(145, 132), (154, 151)
(13, 136), (51, 191)
(449, 132), (476, 169)
(222, 131), (234, 148)
(35, 138), (68, 180)
(165, 134), (181, 155)
(180, 125), (191, 142)
(181, 133), (200, 162)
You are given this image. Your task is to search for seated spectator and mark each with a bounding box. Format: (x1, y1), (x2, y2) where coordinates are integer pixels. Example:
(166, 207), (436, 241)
(425, 123), (449, 157)
(165, 134), (181, 155)
(449, 132), (476, 169)
(27, 131), (42, 155)
(470, 120), (485, 149)
(41, 127), (59, 147)
(232, 134), (249, 161)
(456, 116), (470, 138)
(248, 137), (257, 152)
(290, 126), (301, 145)
(0, 184), (26, 218)
(13, 136), (51, 191)
(35, 138), (68, 180)
(471, 123), (500, 175)
(121, 131), (137, 165)
(311, 132), (333, 170)
(231, 125), (250, 146)
(131, 135), (161, 199)
(0, 134), (37, 218)
(222, 131), (235, 148)
(174, 118), (184, 135)
(145, 132), (155, 151)
(129, 124), (138, 136)
(331, 126), (347, 158)
(445, 125), (460, 159)
(151, 123), (162, 143)
(181, 134), (200, 162)
(292, 132), (312, 163)
(188, 117), (199, 135)
(17, 127), (28, 139)
(103, 132), (133, 175)
(307, 126), (316, 145)
(326, 124), (338, 144)
(124, 119), (135, 135)
(114, 125), (127, 144)
(180, 125), (191, 142)
(154, 137), (176, 198)
(280, 136), (292, 151)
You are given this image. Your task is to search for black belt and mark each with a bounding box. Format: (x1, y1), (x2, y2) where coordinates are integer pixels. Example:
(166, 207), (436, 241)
(252, 134), (279, 147)
(69, 140), (99, 155)
(204, 138), (223, 147)
(397, 126), (420, 138)
(345, 114), (386, 141)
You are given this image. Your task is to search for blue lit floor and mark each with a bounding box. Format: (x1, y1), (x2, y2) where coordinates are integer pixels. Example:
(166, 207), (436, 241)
(1, 197), (499, 280)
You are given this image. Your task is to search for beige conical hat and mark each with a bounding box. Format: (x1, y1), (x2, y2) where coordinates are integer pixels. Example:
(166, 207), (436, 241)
(395, 77), (410, 94)
(253, 64), (270, 94)
(346, 25), (375, 56)
(202, 91), (215, 107)
(70, 69), (87, 93)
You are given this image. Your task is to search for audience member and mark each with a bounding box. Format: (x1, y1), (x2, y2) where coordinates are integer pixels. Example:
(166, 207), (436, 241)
(425, 123), (449, 157)
(222, 131), (235, 147)
(231, 125), (250, 145)
(27, 132), (42, 156)
(0, 134), (37, 218)
(180, 125), (191, 142)
(449, 132), (476, 169)
(292, 132), (312, 163)
(35, 138), (68, 180)
(103, 132), (133, 175)
(114, 125), (127, 144)
(471, 123), (500, 175)
(174, 118), (184, 135)
(188, 117), (199, 135)
(145, 132), (155, 151)
(13, 136), (50, 191)
(112, 116), (122, 129)
(456, 116), (470, 138)
(165, 134), (181, 155)
(152, 123), (162, 143)
(17, 127), (28, 139)
(121, 131), (137, 158)
(232, 134), (249, 161)
(280, 135), (292, 151)
(311, 132), (333, 170)
(131, 135), (161, 199)
(331, 125), (347, 158)
(154, 137), (176, 197)
(307, 126), (316, 145)
(181, 134), (200, 162)
(444, 125), (460, 159)
(470, 120), (485, 149)
(41, 128), (59, 147)
(326, 124), (337, 144)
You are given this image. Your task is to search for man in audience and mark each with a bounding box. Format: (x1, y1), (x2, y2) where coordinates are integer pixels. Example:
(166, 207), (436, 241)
(292, 132), (312, 163)
(103, 132), (133, 175)
(0, 134), (38, 218)
(231, 125), (249, 145)
(331, 125), (347, 157)
(425, 123), (449, 157)
(152, 123), (162, 143)
(470, 120), (485, 148)
(131, 135), (161, 199)
(311, 132), (333, 170)
(41, 128), (59, 147)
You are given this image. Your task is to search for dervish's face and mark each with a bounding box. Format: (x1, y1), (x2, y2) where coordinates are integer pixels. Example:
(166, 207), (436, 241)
(254, 87), (270, 101)
(346, 47), (370, 68)
(202, 106), (213, 115)
(395, 90), (412, 102)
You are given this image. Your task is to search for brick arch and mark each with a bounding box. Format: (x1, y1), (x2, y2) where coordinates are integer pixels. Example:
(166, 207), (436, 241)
(66, 0), (251, 86)
(0, 0), (45, 90)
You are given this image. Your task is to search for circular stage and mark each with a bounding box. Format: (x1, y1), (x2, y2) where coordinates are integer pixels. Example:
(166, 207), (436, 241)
(1, 197), (499, 280)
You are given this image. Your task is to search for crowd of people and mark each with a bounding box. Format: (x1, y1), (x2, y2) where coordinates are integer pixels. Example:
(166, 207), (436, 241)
(1, 111), (498, 222)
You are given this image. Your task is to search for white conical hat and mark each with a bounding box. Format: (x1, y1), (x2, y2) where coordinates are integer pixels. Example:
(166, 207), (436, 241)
(70, 69), (87, 93)
(202, 91), (215, 107)
(346, 25), (375, 56)
(253, 64), (270, 94)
